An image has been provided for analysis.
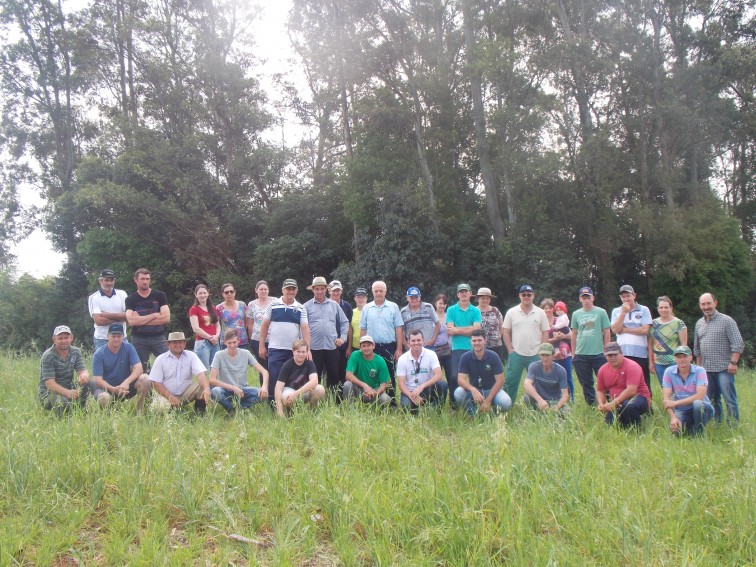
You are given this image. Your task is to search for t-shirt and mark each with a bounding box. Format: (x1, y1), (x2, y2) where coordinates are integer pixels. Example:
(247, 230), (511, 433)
(396, 348), (441, 392)
(400, 302), (438, 343)
(596, 358), (651, 402)
(88, 288), (128, 339)
(92, 342), (141, 387)
(662, 364), (709, 403)
(346, 350), (390, 389)
(264, 298), (308, 350)
(446, 303), (482, 351)
(216, 301), (249, 345)
(649, 318), (687, 366)
(458, 349), (503, 391)
(211, 348), (258, 388)
(502, 305), (550, 356)
(611, 304), (652, 358)
(125, 289), (169, 337)
(526, 361), (568, 401)
(38, 346), (86, 399)
(189, 305), (218, 340)
(277, 358), (317, 390)
(571, 307), (611, 355)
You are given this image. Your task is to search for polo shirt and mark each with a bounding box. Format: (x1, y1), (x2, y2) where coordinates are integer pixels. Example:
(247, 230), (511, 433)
(92, 342), (141, 387)
(346, 351), (390, 389)
(265, 298), (308, 350)
(596, 358), (651, 402)
(359, 300), (403, 344)
(502, 305), (550, 356)
(38, 346), (86, 399)
(396, 348), (441, 392)
(446, 303), (482, 350)
(400, 302), (438, 343)
(662, 364), (710, 403)
(611, 303), (652, 358)
(149, 349), (207, 396)
(88, 288), (128, 338)
(458, 349), (503, 391)
(304, 298), (348, 350)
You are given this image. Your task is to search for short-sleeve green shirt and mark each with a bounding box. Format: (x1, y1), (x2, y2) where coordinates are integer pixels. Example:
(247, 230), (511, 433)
(571, 307), (611, 355)
(346, 351), (389, 389)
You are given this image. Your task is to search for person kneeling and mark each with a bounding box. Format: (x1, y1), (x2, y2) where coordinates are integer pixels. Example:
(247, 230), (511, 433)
(662, 346), (714, 435)
(453, 330), (512, 416)
(92, 324), (151, 413)
(396, 330), (448, 411)
(275, 339), (326, 417)
(597, 342), (651, 428)
(210, 329), (270, 414)
(342, 336), (392, 406)
(522, 343), (569, 413)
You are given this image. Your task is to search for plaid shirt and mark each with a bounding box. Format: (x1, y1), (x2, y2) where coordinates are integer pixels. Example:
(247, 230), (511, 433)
(693, 311), (744, 372)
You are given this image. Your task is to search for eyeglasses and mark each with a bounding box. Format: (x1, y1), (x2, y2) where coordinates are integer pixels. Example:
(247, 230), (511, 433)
(223, 290), (235, 295)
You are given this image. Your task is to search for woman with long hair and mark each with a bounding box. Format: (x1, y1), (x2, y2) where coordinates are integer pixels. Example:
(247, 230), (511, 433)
(649, 296), (688, 385)
(541, 298), (574, 401)
(247, 280), (272, 372)
(190, 284), (220, 367)
(432, 293), (453, 382)
(215, 283), (249, 351)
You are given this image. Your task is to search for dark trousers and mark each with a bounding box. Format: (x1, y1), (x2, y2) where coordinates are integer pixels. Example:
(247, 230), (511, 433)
(249, 340), (268, 379)
(374, 342), (397, 399)
(267, 348), (293, 398)
(337, 347), (348, 383)
(604, 395), (649, 428)
(311, 348), (341, 390)
(573, 353), (606, 406)
(626, 356), (651, 398)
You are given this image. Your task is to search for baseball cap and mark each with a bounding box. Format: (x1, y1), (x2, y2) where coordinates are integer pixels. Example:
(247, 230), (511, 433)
(457, 283), (471, 293)
(519, 284), (534, 293)
(604, 342), (622, 355)
(359, 335), (375, 345)
(282, 278), (298, 288)
(99, 268), (116, 278)
(329, 280), (343, 291)
(538, 343), (555, 355)
(619, 285), (635, 294)
(406, 286), (421, 297)
(53, 325), (72, 336)
(354, 287), (368, 296)
(107, 323), (124, 335)
(578, 286), (593, 297)
(673, 345), (692, 356)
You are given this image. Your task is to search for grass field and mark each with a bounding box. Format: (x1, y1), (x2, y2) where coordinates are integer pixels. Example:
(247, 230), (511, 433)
(0, 355), (753, 566)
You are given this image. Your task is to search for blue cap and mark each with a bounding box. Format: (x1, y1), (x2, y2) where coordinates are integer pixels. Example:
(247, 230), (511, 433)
(519, 284), (534, 293)
(578, 286), (593, 297)
(406, 286), (421, 297)
(354, 287), (368, 296)
(107, 323), (124, 335)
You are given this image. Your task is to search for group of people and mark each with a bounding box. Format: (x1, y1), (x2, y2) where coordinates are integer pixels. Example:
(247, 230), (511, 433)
(38, 268), (744, 433)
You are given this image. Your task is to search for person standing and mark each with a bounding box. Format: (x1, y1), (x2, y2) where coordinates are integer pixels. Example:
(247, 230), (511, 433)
(38, 325), (91, 415)
(125, 268), (170, 370)
(400, 286), (439, 350)
(359, 280), (404, 400)
(502, 285), (550, 402)
(542, 298), (574, 401)
(432, 294), (453, 383)
(328, 280), (353, 386)
(215, 283), (250, 351)
(570, 287), (611, 406)
(189, 284), (220, 368)
(610, 285), (652, 396)
(648, 296), (688, 385)
(88, 268), (128, 350)
(349, 287), (369, 356)
(693, 292), (744, 424)
(475, 287), (506, 363)
(446, 284), (482, 406)
(246, 280), (271, 364)
(304, 277), (349, 394)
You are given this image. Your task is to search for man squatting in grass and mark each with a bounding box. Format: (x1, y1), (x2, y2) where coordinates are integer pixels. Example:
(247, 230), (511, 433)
(91, 323), (151, 413)
(522, 342), (570, 413)
(148, 332), (211, 413)
(596, 341), (652, 428)
(396, 329), (448, 411)
(209, 329), (270, 414)
(662, 346), (715, 435)
(39, 325), (91, 415)
(453, 329), (512, 416)
(274, 339), (326, 417)
(343, 335), (392, 406)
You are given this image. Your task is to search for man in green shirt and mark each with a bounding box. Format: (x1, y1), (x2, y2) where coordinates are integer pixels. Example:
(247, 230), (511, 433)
(570, 287), (611, 406)
(342, 335), (391, 406)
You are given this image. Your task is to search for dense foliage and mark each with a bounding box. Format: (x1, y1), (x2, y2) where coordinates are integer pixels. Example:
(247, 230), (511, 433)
(0, 0), (753, 356)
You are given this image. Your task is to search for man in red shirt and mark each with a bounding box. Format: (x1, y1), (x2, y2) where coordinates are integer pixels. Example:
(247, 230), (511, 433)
(597, 342), (651, 428)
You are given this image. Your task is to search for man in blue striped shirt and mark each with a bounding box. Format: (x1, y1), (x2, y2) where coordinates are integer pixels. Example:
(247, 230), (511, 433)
(662, 346), (714, 435)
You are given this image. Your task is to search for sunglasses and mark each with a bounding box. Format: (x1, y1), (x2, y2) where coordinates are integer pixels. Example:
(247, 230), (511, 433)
(223, 289), (235, 294)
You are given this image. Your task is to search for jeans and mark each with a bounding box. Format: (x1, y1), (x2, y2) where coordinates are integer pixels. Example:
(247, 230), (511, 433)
(626, 356), (651, 398)
(555, 356), (574, 401)
(504, 352), (538, 402)
(194, 338), (219, 369)
(267, 348), (293, 398)
(400, 381), (448, 410)
(94, 338), (108, 350)
(449, 350), (469, 407)
(342, 382), (392, 406)
(706, 371), (739, 423)
(211, 386), (263, 412)
(675, 399), (714, 435)
(573, 353), (606, 406)
(437, 353), (452, 385)
(654, 363), (673, 387)
(453, 387), (512, 416)
(604, 395), (648, 428)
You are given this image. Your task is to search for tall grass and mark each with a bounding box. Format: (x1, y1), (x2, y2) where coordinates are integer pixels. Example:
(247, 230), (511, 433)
(0, 354), (752, 565)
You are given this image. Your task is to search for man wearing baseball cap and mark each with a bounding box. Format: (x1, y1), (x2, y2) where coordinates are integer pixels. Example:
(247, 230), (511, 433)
(446, 283), (482, 407)
(610, 285), (653, 398)
(258, 278), (311, 400)
(343, 335), (392, 406)
(38, 325), (91, 415)
(522, 343), (570, 412)
(88, 268), (128, 350)
(502, 284), (550, 402)
(570, 286), (611, 405)
(400, 286), (439, 351)
(661, 346), (714, 435)
(328, 280), (354, 386)
(596, 341), (651, 427)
